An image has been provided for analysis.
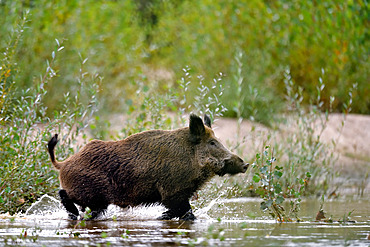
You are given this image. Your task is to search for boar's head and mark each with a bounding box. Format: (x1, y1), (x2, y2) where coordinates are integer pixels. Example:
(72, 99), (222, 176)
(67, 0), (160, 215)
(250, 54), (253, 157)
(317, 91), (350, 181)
(189, 114), (249, 176)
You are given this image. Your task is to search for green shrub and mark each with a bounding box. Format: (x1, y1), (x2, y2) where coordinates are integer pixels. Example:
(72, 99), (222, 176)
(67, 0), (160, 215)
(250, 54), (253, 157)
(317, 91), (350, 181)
(0, 0), (143, 114)
(251, 146), (310, 222)
(190, 66), (355, 222)
(276, 68), (355, 195)
(1, 0), (368, 120)
(93, 66), (227, 140)
(153, 0), (368, 116)
(0, 12), (100, 214)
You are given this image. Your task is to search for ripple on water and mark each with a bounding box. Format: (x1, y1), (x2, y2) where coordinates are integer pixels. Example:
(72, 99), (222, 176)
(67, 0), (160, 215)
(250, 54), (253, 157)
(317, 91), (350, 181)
(0, 196), (369, 247)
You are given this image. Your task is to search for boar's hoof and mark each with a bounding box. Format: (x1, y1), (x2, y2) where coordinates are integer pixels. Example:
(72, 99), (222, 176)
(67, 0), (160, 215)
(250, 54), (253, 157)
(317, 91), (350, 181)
(158, 209), (196, 221)
(157, 211), (174, 220)
(180, 210), (196, 221)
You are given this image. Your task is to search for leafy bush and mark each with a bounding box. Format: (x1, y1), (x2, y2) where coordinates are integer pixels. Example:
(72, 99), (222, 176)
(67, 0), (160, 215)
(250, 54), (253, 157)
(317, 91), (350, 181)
(93, 66), (227, 140)
(1, 0), (368, 121)
(274, 68), (355, 196)
(0, 12), (99, 214)
(154, 0), (368, 116)
(0, 0), (143, 114)
(191, 67), (354, 222)
(251, 146), (310, 222)
(247, 102), (349, 221)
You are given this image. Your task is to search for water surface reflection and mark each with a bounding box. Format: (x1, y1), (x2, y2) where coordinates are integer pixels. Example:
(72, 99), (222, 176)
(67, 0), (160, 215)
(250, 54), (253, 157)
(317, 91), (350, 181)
(0, 196), (369, 246)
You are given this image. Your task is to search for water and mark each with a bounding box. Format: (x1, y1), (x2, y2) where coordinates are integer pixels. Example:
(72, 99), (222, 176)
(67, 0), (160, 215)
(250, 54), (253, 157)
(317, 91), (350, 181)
(0, 195), (369, 246)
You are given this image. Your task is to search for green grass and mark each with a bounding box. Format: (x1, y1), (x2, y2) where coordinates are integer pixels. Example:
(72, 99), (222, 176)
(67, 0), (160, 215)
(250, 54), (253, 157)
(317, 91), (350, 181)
(344, 152), (370, 163)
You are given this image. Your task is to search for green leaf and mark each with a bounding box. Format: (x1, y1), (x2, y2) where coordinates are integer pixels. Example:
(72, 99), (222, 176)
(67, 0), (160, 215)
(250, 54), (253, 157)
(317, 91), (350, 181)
(276, 196), (284, 204)
(255, 187), (266, 197)
(260, 199), (273, 210)
(259, 166), (268, 174)
(252, 174), (261, 183)
(266, 199), (273, 207)
(274, 184), (282, 194)
(260, 201), (268, 210)
(274, 171), (283, 179)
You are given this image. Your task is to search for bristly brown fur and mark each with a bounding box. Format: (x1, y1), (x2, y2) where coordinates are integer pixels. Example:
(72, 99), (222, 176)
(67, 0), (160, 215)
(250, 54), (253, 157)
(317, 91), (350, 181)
(47, 114), (248, 220)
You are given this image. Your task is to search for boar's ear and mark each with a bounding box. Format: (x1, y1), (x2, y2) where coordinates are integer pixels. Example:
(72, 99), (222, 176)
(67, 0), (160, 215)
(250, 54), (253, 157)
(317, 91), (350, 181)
(204, 114), (212, 128)
(189, 113), (205, 143)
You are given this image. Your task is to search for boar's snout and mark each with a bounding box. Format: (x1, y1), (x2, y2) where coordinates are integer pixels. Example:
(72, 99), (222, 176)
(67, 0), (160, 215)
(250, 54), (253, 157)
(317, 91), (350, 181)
(241, 162), (249, 173)
(234, 156), (249, 173)
(219, 156), (249, 176)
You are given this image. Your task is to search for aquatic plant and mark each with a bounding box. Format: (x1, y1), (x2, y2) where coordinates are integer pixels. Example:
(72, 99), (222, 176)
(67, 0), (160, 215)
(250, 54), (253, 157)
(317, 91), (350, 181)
(252, 146), (310, 222)
(280, 68), (355, 195)
(190, 64), (355, 222)
(240, 68), (354, 221)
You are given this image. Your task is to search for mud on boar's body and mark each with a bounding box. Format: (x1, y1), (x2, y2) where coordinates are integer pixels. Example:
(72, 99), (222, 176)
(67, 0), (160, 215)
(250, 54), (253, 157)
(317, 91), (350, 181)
(47, 114), (249, 220)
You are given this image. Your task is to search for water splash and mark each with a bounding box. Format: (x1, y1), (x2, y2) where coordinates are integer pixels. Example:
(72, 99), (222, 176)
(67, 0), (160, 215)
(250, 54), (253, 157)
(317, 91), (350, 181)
(2, 198), (369, 247)
(24, 194), (67, 219)
(23, 195), (166, 221)
(22, 195), (260, 221)
(194, 198), (218, 220)
(104, 204), (166, 220)
(193, 190), (231, 220)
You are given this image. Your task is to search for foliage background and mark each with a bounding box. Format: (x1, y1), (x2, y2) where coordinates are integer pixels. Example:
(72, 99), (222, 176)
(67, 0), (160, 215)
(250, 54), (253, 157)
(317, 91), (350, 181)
(0, 0), (368, 124)
(0, 0), (368, 215)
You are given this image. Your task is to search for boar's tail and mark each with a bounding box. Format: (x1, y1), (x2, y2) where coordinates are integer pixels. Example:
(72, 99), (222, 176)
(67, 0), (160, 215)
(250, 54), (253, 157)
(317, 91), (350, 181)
(47, 134), (63, 170)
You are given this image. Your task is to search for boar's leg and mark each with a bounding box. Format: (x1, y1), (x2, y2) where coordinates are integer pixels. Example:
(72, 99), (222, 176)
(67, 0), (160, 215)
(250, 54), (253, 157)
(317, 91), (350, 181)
(158, 199), (196, 221)
(59, 189), (79, 220)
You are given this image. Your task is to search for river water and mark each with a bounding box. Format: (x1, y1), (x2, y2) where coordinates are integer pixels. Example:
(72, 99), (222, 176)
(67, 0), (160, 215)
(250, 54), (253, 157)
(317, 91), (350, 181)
(0, 195), (369, 246)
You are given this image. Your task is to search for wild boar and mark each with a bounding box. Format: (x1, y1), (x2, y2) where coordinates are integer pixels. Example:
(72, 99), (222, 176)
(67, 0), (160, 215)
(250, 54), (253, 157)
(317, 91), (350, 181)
(47, 114), (249, 220)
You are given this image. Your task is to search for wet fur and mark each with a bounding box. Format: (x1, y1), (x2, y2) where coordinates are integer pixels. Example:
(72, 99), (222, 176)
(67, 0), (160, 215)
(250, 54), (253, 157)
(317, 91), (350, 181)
(48, 114), (248, 220)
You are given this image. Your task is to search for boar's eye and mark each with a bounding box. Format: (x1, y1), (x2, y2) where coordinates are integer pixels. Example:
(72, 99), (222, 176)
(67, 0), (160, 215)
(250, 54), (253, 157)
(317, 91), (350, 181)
(209, 140), (217, 146)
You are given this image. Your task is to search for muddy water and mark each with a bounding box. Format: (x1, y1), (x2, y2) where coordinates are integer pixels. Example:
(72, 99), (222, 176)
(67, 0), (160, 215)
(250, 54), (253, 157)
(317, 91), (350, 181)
(0, 196), (369, 246)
